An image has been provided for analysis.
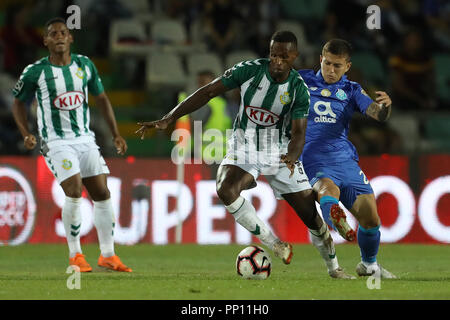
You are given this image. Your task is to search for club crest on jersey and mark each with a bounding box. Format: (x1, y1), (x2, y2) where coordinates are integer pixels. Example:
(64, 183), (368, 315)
(279, 92), (291, 105)
(245, 106), (279, 127)
(53, 91), (85, 110)
(336, 89), (347, 100)
(75, 68), (85, 79)
(321, 89), (331, 97)
(62, 159), (72, 170)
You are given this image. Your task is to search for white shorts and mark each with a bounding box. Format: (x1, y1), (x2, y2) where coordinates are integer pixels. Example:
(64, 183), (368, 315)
(219, 148), (312, 200)
(43, 142), (110, 184)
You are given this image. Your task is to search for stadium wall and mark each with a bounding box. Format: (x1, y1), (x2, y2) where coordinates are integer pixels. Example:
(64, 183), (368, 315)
(0, 155), (449, 245)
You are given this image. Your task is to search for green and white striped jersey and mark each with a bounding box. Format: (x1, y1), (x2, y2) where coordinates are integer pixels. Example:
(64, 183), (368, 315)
(12, 53), (104, 148)
(221, 58), (310, 151)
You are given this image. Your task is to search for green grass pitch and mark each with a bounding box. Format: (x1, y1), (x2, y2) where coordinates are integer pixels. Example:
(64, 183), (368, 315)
(0, 243), (449, 300)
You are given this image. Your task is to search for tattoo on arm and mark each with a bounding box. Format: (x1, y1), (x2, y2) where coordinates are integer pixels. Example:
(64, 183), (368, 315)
(366, 102), (391, 122)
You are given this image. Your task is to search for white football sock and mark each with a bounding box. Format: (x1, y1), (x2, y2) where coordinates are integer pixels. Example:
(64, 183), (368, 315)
(362, 261), (378, 268)
(62, 196), (82, 258)
(310, 223), (339, 272)
(93, 198), (115, 258)
(225, 196), (277, 249)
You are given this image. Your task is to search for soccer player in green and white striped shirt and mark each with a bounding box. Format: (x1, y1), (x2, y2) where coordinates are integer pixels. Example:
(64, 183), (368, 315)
(137, 31), (354, 278)
(12, 18), (131, 272)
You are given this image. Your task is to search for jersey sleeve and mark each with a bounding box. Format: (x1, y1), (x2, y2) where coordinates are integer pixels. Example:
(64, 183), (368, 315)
(291, 80), (310, 119)
(87, 59), (104, 96)
(220, 60), (259, 89)
(12, 64), (38, 103)
(352, 83), (374, 115)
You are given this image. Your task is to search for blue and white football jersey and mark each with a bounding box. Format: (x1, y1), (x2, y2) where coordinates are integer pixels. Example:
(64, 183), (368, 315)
(298, 70), (374, 164)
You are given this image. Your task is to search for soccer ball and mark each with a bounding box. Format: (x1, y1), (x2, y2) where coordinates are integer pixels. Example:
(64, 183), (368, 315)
(236, 245), (272, 280)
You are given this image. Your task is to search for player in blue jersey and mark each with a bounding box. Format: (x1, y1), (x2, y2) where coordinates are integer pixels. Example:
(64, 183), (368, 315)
(298, 39), (397, 278)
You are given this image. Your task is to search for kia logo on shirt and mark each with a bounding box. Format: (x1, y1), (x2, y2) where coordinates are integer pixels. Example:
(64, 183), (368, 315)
(245, 106), (280, 127)
(53, 91), (85, 110)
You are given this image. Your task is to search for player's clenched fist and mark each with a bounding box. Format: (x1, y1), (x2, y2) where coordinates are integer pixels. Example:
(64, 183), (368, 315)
(375, 91), (392, 107)
(23, 134), (37, 150)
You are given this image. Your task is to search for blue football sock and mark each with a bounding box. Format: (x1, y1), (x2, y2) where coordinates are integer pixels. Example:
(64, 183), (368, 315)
(357, 225), (380, 264)
(319, 196), (339, 230)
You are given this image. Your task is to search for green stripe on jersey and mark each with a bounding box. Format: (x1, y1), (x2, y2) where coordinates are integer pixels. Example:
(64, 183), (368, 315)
(36, 84), (48, 139)
(81, 64), (89, 133)
(256, 81), (279, 150)
(239, 72), (265, 131)
(61, 67), (81, 137)
(43, 67), (64, 138)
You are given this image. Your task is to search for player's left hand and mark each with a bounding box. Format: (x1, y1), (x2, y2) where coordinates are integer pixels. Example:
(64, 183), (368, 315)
(375, 91), (392, 108)
(280, 154), (296, 178)
(113, 135), (127, 155)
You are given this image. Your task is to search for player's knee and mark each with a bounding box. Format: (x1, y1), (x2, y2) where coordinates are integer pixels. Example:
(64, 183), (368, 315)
(216, 181), (239, 205)
(61, 175), (83, 198)
(369, 216), (381, 229)
(359, 216), (381, 230)
(63, 186), (82, 198)
(90, 188), (110, 202)
(318, 187), (339, 200)
(316, 180), (340, 199)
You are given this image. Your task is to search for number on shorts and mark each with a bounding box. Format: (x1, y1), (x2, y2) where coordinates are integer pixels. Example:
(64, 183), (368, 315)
(297, 162), (304, 175)
(359, 170), (369, 184)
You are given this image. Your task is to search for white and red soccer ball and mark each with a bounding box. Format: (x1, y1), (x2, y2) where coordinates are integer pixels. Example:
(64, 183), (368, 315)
(236, 245), (272, 280)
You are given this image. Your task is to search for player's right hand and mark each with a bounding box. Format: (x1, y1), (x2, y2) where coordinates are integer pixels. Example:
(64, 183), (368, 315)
(280, 154), (296, 178)
(23, 134), (37, 150)
(136, 116), (173, 140)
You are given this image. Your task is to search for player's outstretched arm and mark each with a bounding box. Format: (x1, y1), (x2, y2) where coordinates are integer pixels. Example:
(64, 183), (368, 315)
(365, 91), (392, 122)
(94, 92), (127, 155)
(136, 78), (228, 139)
(281, 118), (307, 177)
(11, 98), (37, 150)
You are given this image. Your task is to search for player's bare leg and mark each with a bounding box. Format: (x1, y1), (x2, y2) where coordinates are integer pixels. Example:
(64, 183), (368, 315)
(314, 178), (356, 241)
(216, 165), (293, 264)
(349, 193), (380, 229)
(350, 194), (396, 279)
(283, 190), (355, 279)
(60, 174), (92, 272)
(216, 165), (254, 205)
(83, 174), (132, 272)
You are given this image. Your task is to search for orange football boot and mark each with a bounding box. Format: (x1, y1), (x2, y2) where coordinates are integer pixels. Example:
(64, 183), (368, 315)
(69, 253), (92, 272)
(330, 204), (357, 242)
(98, 254), (132, 272)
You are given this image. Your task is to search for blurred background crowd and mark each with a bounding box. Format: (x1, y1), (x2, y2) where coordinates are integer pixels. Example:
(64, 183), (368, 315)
(0, 0), (448, 158)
